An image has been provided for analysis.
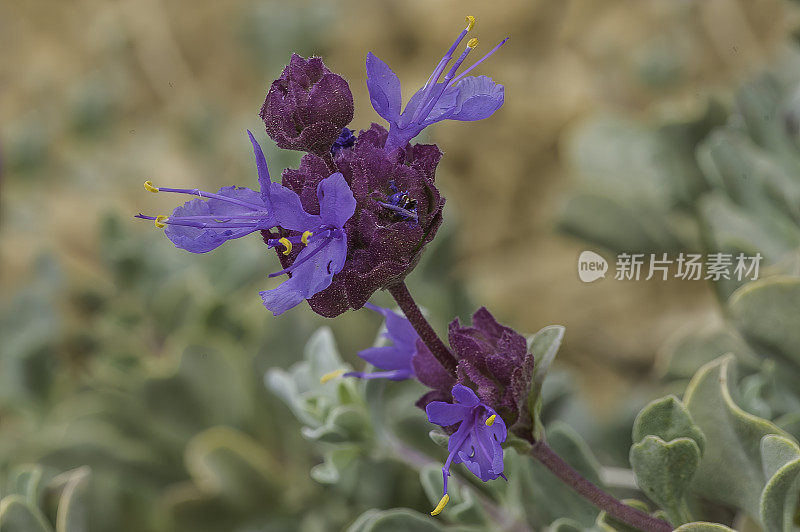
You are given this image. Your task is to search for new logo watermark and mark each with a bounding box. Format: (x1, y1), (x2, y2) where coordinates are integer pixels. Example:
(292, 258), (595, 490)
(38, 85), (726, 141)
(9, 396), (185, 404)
(577, 251), (762, 283)
(577, 251), (608, 283)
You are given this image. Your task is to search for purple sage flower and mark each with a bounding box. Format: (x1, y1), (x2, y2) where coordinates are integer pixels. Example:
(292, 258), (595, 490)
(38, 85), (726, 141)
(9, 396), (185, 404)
(260, 54), (354, 156)
(270, 124), (445, 318)
(344, 303), (420, 381)
(366, 16), (507, 152)
(137, 131), (356, 315)
(413, 307), (535, 439)
(134, 131), (277, 253)
(258, 169), (356, 316)
(426, 384), (507, 516)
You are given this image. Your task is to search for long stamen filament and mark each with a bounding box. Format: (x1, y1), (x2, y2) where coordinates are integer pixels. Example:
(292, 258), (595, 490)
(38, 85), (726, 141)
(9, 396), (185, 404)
(144, 182), (265, 210)
(135, 214), (260, 230)
(447, 37), (509, 88)
(413, 17), (475, 120)
(415, 40), (476, 125)
(159, 212), (264, 221)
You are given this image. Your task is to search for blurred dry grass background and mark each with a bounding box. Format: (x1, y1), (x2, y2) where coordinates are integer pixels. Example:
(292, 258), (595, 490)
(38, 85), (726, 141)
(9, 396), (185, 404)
(1, 0), (797, 409)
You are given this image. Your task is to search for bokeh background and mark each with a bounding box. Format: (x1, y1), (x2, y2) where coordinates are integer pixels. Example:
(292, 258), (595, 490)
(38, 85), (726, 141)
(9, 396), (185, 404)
(2, 0), (799, 530)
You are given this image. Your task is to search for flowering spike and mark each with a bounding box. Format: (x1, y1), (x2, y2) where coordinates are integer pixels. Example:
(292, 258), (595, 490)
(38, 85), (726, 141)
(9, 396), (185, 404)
(465, 15), (475, 31)
(485, 414), (497, 426)
(431, 494), (450, 516)
(320, 369), (346, 384)
(278, 237), (293, 255)
(154, 215), (168, 228)
(301, 231), (313, 245)
(144, 180), (159, 193)
(467, 38), (478, 49)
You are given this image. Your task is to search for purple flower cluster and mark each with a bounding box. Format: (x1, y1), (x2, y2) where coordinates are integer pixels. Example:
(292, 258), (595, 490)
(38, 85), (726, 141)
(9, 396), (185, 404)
(343, 304), (529, 514)
(137, 14), (514, 517)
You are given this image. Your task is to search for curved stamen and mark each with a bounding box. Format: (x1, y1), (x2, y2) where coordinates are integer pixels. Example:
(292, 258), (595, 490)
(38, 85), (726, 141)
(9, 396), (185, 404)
(267, 229), (338, 278)
(278, 237), (293, 255)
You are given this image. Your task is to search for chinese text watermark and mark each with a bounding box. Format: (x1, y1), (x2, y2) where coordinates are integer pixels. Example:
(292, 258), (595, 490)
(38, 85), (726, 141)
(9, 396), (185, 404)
(578, 252), (762, 283)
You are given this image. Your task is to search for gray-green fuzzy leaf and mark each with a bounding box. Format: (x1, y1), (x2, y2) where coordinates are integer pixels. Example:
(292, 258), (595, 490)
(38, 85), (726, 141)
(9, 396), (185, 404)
(759, 434), (800, 532)
(684, 354), (786, 520)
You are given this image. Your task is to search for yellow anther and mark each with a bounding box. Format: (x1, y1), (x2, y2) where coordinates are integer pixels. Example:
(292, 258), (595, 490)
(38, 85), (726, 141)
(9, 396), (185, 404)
(301, 231), (313, 245)
(431, 494), (450, 516)
(320, 369), (346, 384)
(279, 237), (293, 255)
(144, 180), (159, 193)
(485, 414), (497, 427)
(465, 15), (475, 32)
(467, 38), (478, 49)
(154, 215), (168, 229)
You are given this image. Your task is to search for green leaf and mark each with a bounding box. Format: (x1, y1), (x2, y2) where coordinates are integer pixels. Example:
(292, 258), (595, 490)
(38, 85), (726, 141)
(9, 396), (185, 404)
(684, 354), (786, 520)
(506, 422), (603, 527)
(632, 395), (706, 454)
(309, 446), (360, 484)
(346, 508), (444, 532)
(6, 465), (44, 506)
(759, 434), (800, 532)
(549, 517), (589, 532)
(526, 325), (565, 439)
(184, 427), (283, 508)
(0, 496), (53, 532)
(673, 523), (737, 532)
(729, 277), (800, 369)
(630, 436), (699, 525)
(265, 327), (354, 428)
(46, 467), (91, 532)
(596, 499), (651, 532)
(530, 325), (566, 390)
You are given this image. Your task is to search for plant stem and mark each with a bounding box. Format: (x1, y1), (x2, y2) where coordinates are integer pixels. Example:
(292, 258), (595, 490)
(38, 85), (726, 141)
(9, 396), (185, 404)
(388, 282), (458, 375)
(529, 440), (673, 532)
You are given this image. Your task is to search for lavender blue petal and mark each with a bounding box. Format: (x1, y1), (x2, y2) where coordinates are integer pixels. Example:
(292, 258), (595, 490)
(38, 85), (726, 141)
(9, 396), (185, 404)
(247, 130), (272, 197)
(366, 52), (402, 123)
(426, 401), (470, 426)
(263, 182), (321, 232)
(317, 173), (357, 228)
(448, 76), (505, 122)
(260, 233), (347, 315)
(451, 384), (480, 407)
(164, 186), (264, 253)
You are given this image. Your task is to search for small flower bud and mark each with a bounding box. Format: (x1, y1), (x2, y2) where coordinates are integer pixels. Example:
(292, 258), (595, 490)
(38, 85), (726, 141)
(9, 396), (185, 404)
(260, 54), (354, 156)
